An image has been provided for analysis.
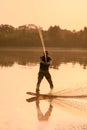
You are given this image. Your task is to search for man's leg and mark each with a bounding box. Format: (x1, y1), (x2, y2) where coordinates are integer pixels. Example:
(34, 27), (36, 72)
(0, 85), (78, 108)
(36, 72), (44, 92)
(45, 72), (54, 89)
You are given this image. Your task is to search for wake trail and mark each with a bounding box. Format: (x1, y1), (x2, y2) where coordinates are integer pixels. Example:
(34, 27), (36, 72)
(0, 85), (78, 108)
(50, 85), (87, 115)
(52, 98), (87, 116)
(52, 86), (87, 97)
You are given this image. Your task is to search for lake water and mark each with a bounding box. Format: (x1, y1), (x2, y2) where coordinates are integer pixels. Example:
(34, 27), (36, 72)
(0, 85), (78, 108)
(0, 49), (87, 130)
(0, 60), (87, 130)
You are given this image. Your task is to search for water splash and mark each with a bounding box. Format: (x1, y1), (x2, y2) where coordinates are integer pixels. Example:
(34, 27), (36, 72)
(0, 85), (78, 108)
(50, 84), (87, 118)
(52, 84), (87, 97)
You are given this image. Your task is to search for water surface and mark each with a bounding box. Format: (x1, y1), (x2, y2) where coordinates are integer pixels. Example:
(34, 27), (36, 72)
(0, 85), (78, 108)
(0, 62), (87, 130)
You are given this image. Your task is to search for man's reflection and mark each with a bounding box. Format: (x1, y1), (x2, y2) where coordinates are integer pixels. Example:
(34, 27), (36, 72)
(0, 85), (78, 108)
(36, 97), (53, 121)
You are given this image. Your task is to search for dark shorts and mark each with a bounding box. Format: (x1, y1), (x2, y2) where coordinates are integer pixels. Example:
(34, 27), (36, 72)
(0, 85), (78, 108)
(38, 71), (51, 80)
(37, 71), (53, 88)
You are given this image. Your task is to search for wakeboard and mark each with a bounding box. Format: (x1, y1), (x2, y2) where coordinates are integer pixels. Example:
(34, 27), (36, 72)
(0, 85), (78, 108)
(26, 91), (58, 98)
(26, 92), (87, 98)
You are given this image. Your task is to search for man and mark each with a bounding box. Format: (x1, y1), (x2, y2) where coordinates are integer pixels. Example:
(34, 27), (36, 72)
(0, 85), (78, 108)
(36, 51), (54, 93)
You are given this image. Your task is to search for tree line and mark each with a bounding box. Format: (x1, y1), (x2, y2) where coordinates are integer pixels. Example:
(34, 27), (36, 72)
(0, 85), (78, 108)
(0, 24), (87, 48)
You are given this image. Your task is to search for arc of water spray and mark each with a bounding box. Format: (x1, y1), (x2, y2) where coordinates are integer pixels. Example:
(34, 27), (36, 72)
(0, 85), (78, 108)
(28, 24), (47, 62)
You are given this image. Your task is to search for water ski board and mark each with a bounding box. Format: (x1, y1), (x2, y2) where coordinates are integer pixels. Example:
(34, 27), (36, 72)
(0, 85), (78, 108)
(26, 92), (87, 98)
(26, 92), (58, 98)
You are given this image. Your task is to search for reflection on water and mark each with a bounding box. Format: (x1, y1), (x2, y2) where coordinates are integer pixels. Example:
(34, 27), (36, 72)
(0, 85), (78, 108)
(36, 98), (53, 121)
(0, 62), (87, 130)
(0, 48), (87, 69)
(26, 94), (87, 130)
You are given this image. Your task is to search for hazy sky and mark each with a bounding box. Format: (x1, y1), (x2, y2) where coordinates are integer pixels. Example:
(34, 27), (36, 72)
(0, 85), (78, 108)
(0, 0), (87, 30)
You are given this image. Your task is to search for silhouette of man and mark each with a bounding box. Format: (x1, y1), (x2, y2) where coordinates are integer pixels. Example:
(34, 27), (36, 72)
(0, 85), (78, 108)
(36, 51), (54, 93)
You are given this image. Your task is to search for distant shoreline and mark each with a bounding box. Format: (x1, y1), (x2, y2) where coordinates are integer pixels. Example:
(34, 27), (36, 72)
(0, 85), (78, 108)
(0, 47), (87, 52)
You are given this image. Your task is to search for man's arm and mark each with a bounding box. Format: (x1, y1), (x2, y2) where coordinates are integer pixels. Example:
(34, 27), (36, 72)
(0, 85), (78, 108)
(40, 57), (52, 65)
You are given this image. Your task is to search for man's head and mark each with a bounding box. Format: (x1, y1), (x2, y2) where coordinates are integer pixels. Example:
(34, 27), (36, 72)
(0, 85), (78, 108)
(44, 51), (48, 56)
(45, 51), (48, 55)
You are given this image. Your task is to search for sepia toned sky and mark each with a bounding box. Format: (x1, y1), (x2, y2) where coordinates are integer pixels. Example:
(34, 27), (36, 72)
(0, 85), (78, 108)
(0, 0), (87, 30)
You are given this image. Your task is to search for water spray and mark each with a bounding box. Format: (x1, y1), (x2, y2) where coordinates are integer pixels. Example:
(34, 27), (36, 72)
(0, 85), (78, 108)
(28, 24), (47, 62)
